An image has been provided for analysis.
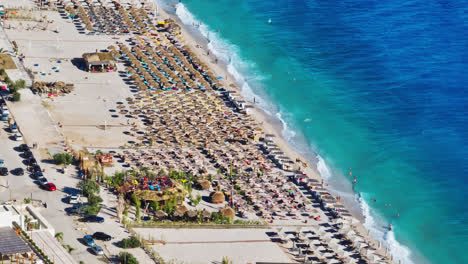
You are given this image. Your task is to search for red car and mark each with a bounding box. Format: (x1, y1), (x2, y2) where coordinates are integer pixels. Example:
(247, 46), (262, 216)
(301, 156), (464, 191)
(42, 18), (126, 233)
(44, 183), (56, 191)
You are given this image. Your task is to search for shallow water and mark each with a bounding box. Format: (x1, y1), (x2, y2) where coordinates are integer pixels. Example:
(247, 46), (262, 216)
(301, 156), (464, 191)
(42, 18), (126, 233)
(159, 0), (468, 263)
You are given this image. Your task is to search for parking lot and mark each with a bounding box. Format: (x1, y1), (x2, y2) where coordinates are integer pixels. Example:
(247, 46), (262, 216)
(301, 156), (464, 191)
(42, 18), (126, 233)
(1, 95), (154, 263)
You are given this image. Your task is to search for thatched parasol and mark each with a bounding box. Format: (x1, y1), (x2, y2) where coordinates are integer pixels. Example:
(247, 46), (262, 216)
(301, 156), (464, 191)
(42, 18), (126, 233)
(210, 191), (225, 204)
(220, 206), (235, 219)
(195, 179), (211, 190)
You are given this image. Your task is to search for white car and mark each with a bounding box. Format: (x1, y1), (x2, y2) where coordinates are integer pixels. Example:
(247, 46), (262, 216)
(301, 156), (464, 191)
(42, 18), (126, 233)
(69, 194), (81, 204)
(91, 245), (104, 255)
(14, 133), (23, 141)
(1, 105), (8, 114)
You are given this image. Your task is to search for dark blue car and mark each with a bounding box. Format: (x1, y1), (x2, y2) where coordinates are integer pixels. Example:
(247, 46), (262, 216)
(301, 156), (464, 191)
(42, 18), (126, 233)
(83, 215), (104, 223)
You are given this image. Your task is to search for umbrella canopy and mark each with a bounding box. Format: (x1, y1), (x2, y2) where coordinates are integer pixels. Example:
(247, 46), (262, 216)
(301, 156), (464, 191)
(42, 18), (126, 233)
(210, 191), (225, 204)
(219, 206), (235, 219)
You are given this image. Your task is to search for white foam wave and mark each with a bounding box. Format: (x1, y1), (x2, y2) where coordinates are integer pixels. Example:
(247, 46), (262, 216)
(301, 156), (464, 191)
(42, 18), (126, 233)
(275, 112), (296, 142)
(359, 196), (414, 264)
(316, 155), (331, 180)
(174, 3), (276, 114)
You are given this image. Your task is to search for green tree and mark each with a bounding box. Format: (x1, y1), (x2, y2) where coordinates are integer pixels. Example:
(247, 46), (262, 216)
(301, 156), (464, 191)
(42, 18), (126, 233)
(119, 252), (139, 264)
(0, 68), (5, 75)
(12, 92), (20, 102)
(53, 153), (73, 165)
(82, 203), (101, 216)
(54, 232), (64, 242)
(132, 194), (141, 221)
(77, 180), (100, 197)
(118, 237), (141, 249)
(4, 76), (12, 85)
(222, 256), (232, 264)
(88, 193), (103, 205)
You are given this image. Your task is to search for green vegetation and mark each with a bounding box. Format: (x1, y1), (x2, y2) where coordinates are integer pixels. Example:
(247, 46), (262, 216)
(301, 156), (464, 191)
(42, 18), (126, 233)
(9, 79), (26, 93)
(54, 232), (63, 242)
(222, 256), (232, 264)
(0, 68), (5, 75)
(23, 198), (31, 204)
(12, 92), (20, 102)
(119, 252), (139, 264)
(88, 192), (103, 205)
(77, 180), (100, 197)
(132, 194), (141, 221)
(81, 203), (101, 216)
(53, 153), (74, 165)
(119, 236), (141, 249)
(192, 194), (202, 206)
(64, 244), (75, 253)
(77, 180), (102, 216)
(4, 76), (12, 85)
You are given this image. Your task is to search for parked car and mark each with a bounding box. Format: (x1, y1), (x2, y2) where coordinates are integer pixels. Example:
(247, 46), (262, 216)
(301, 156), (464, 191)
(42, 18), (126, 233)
(1, 105), (8, 114)
(30, 164), (41, 173)
(82, 215), (104, 223)
(83, 235), (95, 247)
(38, 176), (48, 185)
(19, 144), (29, 152)
(0, 167), (7, 176)
(12, 168), (24, 176)
(10, 123), (18, 133)
(34, 171), (44, 178)
(14, 133), (23, 141)
(24, 150), (33, 159)
(92, 232), (112, 241)
(90, 245), (104, 255)
(28, 157), (37, 166)
(68, 194), (81, 204)
(1, 113), (8, 121)
(43, 183), (56, 191)
(68, 203), (86, 216)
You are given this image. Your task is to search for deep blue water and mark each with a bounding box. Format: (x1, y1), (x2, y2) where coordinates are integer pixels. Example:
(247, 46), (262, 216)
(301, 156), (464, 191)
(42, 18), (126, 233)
(159, 0), (468, 263)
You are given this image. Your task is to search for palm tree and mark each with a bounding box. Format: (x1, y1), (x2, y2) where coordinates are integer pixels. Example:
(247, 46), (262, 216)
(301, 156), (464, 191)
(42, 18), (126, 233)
(221, 256), (232, 264)
(55, 232), (64, 242)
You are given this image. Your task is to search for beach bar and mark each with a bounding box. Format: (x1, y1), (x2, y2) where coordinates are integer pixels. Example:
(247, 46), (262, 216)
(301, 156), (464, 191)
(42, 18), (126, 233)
(82, 52), (116, 72)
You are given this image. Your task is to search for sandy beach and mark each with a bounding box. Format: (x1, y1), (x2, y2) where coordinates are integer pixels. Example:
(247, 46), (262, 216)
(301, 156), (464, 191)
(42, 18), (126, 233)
(0, 0), (396, 263)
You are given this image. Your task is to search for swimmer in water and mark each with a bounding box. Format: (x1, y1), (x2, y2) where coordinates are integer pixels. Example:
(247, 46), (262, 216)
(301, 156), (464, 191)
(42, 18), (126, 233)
(389, 223), (393, 230)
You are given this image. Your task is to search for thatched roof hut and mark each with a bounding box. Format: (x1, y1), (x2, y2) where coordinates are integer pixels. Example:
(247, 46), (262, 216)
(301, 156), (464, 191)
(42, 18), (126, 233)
(82, 52), (117, 71)
(196, 179), (211, 190)
(220, 207), (235, 219)
(210, 191), (225, 204)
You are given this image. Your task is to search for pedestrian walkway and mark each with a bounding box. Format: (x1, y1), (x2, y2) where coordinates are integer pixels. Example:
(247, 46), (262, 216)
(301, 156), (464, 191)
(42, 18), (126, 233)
(31, 230), (77, 264)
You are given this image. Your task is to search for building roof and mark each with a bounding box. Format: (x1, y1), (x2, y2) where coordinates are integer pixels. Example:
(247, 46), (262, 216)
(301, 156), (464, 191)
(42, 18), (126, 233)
(82, 52), (115, 63)
(0, 227), (31, 255)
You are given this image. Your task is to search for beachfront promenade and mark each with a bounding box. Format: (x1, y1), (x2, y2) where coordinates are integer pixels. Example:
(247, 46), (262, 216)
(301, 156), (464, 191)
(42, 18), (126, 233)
(0, 0), (396, 263)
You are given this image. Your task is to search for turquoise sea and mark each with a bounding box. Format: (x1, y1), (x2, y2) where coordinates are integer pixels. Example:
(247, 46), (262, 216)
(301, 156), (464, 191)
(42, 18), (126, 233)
(158, 0), (468, 263)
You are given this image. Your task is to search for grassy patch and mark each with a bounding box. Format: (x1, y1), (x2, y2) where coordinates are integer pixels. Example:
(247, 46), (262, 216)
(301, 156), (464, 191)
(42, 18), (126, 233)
(0, 54), (17, 69)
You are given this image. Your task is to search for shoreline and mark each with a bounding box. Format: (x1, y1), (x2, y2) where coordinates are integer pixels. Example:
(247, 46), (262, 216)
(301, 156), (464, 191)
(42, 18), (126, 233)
(151, 3), (417, 262)
(157, 3), (368, 222)
(153, 0), (395, 250)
